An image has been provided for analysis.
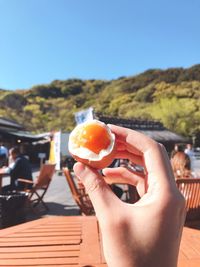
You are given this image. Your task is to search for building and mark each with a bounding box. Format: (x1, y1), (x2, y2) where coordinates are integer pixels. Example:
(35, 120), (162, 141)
(94, 113), (189, 152)
(0, 117), (50, 163)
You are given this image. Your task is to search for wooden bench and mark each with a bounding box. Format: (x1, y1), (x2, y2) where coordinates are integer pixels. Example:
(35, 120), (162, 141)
(176, 178), (200, 222)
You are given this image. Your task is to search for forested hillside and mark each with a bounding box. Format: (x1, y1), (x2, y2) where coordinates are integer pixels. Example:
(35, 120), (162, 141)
(1, 64), (200, 138)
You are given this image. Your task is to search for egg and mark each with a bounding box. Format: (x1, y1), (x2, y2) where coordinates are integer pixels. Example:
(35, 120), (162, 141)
(68, 120), (116, 169)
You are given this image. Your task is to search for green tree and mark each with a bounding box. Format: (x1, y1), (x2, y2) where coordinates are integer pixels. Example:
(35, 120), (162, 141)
(150, 97), (197, 136)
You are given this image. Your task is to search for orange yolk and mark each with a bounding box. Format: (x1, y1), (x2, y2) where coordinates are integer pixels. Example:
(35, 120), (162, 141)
(74, 124), (111, 154)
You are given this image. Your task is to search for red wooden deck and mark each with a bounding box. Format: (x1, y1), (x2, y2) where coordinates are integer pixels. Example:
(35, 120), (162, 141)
(0, 215), (199, 267)
(178, 226), (200, 267)
(0, 216), (106, 267)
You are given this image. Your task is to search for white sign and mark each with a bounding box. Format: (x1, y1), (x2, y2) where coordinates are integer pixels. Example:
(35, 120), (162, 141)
(75, 107), (94, 125)
(60, 132), (70, 157)
(54, 131), (61, 171)
(38, 153), (46, 159)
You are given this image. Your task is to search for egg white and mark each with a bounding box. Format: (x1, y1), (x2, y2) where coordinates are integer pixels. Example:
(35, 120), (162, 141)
(68, 120), (115, 161)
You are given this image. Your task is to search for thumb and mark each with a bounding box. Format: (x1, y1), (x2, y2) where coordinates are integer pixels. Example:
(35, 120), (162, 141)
(73, 162), (119, 218)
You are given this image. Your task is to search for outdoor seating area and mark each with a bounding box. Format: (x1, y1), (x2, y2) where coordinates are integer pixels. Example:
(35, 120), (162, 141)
(0, 215), (199, 266)
(2, 1), (200, 266)
(18, 163), (56, 211)
(0, 153), (200, 266)
(63, 167), (95, 215)
(0, 216), (107, 266)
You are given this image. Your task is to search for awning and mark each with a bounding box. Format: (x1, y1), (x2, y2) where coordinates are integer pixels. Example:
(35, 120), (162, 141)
(0, 129), (50, 143)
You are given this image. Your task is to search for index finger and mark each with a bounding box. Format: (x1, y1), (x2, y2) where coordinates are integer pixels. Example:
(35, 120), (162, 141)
(108, 124), (156, 154)
(108, 124), (176, 187)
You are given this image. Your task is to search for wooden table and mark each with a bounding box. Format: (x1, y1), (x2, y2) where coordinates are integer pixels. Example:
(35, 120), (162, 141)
(0, 216), (106, 267)
(178, 226), (200, 267)
(0, 215), (200, 267)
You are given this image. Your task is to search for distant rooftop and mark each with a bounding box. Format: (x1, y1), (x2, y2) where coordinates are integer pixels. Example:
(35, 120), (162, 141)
(0, 117), (23, 130)
(95, 113), (165, 130)
(94, 113), (188, 144)
(0, 117), (47, 142)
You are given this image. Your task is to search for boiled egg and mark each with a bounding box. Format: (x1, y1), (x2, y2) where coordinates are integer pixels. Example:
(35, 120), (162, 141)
(68, 120), (116, 169)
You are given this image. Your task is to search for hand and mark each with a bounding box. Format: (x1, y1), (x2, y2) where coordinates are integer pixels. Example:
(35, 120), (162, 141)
(73, 124), (186, 267)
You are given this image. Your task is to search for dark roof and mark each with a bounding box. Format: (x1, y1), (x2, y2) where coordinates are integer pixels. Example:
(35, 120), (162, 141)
(0, 117), (23, 130)
(0, 118), (49, 143)
(94, 113), (188, 144)
(137, 129), (187, 143)
(7, 130), (49, 141)
(0, 129), (49, 142)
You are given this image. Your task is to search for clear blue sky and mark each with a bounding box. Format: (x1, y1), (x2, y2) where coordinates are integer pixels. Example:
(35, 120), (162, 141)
(0, 0), (200, 90)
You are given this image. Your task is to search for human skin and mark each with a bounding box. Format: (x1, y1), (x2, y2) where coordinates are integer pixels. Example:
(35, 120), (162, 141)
(73, 124), (186, 267)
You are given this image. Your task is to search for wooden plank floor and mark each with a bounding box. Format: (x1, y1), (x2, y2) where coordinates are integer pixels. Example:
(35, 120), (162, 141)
(0, 215), (200, 267)
(0, 216), (106, 266)
(178, 226), (200, 267)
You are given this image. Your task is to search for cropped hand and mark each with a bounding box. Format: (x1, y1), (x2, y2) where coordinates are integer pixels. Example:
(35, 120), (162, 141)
(73, 124), (186, 267)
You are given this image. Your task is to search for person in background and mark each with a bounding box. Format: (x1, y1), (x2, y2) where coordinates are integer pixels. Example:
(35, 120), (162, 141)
(1, 146), (33, 191)
(73, 124), (185, 267)
(184, 143), (195, 170)
(171, 149), (191, 179)
(184, 143), (194, 157)
(171, 143), (179, 158)
(0, 142), (8, 167)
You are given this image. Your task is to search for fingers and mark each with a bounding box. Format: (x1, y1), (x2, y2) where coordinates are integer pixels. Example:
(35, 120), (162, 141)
(109, 124), (176, 188)
(108, 124), (155, 154)
(73, 162), (122, 218)
(144, 143), (175, 184)
(114, 150), (144, 166)
(103, 167), (146, 196)
(116, 139), (142, 156)
(103, 167), (145, 185)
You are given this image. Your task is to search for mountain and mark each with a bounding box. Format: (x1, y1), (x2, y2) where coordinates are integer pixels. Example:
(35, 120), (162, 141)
(1, 64), (200, 138)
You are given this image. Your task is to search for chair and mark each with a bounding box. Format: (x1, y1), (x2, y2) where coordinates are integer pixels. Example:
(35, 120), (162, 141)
(176, 178), (200, 222)
(63, 167), (94, 215)
(18, 163), (56, 211)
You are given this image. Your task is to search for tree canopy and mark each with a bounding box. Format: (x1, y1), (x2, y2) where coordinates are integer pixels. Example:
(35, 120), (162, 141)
(1, 64), (200, 140)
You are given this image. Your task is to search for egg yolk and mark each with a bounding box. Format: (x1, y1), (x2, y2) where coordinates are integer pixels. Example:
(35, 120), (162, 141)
(74, 124), (111, 154)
